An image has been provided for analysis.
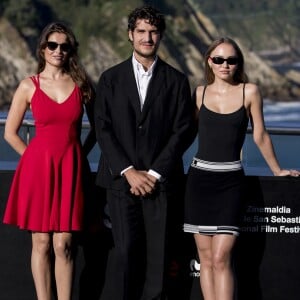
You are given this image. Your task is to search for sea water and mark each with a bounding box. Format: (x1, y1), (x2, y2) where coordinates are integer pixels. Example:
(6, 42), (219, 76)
(1, 100), (300, 175)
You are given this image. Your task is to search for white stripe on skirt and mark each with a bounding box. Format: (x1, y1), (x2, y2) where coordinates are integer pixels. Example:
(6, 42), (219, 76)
(191, 157), (242, 172)
(184, 223), (240, 236)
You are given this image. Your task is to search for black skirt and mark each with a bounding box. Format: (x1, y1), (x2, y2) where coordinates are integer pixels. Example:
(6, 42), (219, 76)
(183, 164), (246, 235)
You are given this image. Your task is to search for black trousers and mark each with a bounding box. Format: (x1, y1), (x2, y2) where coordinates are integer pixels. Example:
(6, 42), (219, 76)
(100, 188), (168, 300)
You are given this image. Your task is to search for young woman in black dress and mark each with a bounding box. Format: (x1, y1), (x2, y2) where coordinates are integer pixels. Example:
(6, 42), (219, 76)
(184, 37), (300, 300)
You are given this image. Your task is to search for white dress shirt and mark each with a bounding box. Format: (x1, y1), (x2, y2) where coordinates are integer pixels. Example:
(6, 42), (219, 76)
(132, 54), (157, 110)
(120, 55), (161, 181)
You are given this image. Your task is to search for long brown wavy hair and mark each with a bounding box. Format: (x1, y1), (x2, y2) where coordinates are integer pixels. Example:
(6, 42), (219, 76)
(36, 22), (94, 103)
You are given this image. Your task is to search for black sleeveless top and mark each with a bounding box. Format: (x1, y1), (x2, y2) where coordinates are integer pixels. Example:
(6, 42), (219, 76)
(195, 84), (249, 162)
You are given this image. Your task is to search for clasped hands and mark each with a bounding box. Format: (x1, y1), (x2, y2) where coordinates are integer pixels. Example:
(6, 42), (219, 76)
(124, 168), (157, 196)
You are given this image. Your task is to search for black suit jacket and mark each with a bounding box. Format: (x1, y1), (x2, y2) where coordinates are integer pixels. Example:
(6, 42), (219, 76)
(94, 56), (194, 190)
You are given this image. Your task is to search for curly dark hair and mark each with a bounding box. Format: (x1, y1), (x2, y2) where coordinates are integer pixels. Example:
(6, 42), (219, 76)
(36, 22), (94, 103)
(127, 5), (166, 36)
(204, 37), (249, 84)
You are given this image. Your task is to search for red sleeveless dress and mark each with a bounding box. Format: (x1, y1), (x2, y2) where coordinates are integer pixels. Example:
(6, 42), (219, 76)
(3, 75), (85, 232)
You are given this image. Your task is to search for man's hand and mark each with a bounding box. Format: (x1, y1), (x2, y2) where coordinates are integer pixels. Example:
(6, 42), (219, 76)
(124, 168), (157, 196)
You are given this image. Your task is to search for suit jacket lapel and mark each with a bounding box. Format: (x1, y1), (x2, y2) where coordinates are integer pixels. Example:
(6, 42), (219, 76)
(123, 58), (142, 115)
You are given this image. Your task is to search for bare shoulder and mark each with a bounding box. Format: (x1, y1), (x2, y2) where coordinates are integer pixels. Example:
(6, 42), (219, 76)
(244, 82), (262, 106)
(14, 77), (36, 103)
(18, 77), (35, 91)
(194, 85), (205, 108)
(244, 82), (260, 97)
(195, 85), (205, 95)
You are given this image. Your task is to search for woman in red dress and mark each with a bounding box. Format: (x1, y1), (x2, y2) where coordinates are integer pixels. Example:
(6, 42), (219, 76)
(3, 22), (95, 300)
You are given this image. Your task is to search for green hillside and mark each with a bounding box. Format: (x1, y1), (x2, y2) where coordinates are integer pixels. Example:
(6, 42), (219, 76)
(0, 0), (300, 108)
(1, 0), (299, 59)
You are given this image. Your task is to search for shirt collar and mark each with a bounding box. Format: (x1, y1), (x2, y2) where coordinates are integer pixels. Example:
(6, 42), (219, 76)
(132, 54), (157, 76)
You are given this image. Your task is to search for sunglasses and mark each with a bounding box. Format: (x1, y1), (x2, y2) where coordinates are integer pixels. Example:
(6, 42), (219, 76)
(46, 41), (71, 52)
(210, 56), (239, 65)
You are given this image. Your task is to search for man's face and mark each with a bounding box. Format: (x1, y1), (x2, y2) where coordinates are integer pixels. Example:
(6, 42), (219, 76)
(128, 18), (161, 60)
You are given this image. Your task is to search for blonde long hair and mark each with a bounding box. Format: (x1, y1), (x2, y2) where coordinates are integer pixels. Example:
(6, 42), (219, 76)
(204, 37), (249, 85)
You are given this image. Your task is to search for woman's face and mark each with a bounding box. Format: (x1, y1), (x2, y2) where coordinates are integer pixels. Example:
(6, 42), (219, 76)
(43, 32), (71, 67)
(208, 42), (239, 82)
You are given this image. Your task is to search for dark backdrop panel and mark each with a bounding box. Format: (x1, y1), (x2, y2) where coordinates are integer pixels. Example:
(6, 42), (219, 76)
(187, 176), (300, 300)
(0, 171), (113, 300)
(1, 172), (300, 300)
(235, 176), (300, 300)
(0, 171), (36, 300)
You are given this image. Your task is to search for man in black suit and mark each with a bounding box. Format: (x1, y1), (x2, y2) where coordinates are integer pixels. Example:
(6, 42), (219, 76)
(94, 5), (194, 300)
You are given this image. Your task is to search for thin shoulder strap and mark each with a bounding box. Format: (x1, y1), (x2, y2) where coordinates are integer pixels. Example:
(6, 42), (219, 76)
(242, 83), (246, 105)
(30, 74), (40, 88)
(202, 85), (207, 104)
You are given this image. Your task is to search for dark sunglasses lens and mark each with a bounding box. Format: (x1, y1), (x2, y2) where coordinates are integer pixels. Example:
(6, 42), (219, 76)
(60, 43), (71, 52)
(212, 57), (224, 64)
(227, 58), (238, 65)
(211, 57), (238, 65)
(47, 42), (58, 51)
(47, 42), (71, 52)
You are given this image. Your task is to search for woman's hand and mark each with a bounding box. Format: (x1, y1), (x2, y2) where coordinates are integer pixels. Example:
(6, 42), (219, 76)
(274, 169), (300, 177)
